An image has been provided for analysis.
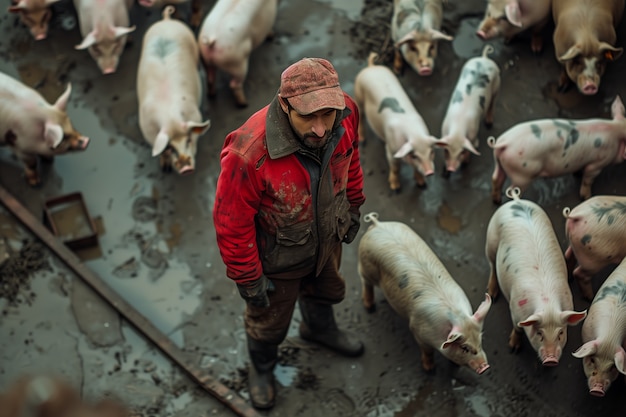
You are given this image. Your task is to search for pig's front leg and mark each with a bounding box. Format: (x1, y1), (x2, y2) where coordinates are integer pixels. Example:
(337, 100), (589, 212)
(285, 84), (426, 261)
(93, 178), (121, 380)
(412, 167), (425, 188)
(16, 151), (40, 187)
(508, 327), (523, 352)
(393, 49), (404, 76)
(388, 157), (402, 192)
(229, 75), (247, 108)
(579, 165), (602, 200)
(362, 281), (375, 313)
(558, 69), (573, 93)
(420, 344), (435, 372)
(487, 267), (499, 301)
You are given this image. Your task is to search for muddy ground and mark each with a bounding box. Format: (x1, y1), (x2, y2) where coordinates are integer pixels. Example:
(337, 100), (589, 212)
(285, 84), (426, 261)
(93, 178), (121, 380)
(1, 0), (626, 416)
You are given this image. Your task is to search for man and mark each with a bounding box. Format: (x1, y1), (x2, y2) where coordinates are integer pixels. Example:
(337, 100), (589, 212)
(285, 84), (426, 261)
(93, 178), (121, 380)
(212, 57), (366, 410)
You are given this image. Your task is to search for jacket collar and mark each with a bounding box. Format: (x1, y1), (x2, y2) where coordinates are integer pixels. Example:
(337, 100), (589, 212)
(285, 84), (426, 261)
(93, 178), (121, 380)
(265, 96), (351, 160)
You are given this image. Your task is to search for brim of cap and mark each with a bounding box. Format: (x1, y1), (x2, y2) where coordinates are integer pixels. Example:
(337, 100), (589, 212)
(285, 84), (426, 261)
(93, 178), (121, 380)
(287, 86), (345, 115)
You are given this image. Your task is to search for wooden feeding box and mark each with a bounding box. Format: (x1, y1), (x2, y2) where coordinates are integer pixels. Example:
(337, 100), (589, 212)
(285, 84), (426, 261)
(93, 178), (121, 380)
(43, 192), (98, 250)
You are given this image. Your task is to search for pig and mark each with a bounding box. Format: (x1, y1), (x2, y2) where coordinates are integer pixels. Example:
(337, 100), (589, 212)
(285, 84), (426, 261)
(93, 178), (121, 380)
(137, 6), (211, 175)
(552, 0), (625, 95)
(0, 374), (129, 417)
(391, 0), (453, 76)
(562, 195), (626, 301)
(8, 0), (61, 40)
(572, 258), (626, 397)
(197, 0), (278, 107)
(0, 72), (89, 186)
(136, 0), (204, 29)
(358, 212), (492, 374)
(485, 187), (587, 366)
(476, 0), (552, 54)
(488, 95), (626, 204)
(437, 44), (501, 176)
(354, 52), (439, 191)
(73, 0), (136, 74)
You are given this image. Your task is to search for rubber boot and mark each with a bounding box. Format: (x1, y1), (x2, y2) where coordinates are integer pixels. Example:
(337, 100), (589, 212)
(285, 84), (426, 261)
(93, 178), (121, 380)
(298, 300), (364, 357)
(247, 335), (277, 410)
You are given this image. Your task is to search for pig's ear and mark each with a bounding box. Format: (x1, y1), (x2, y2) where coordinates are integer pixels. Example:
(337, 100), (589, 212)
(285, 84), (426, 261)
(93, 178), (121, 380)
(113, 26), (136, 39)
(611, 95), (625, 120)
(393, 142), (413, 159)
(54, 83), (72, 111)
(75, 32), (97, 50)
(572, 340), (597, 358)
(614, 349), (626, 375)
(441, 332), (463, 349)
(504, 3), (523, 27)
(518, 314), (541, 327)
(395, 31), (416, 48)
(44, 123), (64, 149)
(152, 131), (170, 157)
(463, 138), (480, 156)
(187, 120), (211, 136)
(429, 29), (453, 42)
(558, 45), (581, 62)
(562, 310), (587, 326)
(473, 293), (492, 322)
(599, 43), (623, 61)
(8, 1), (26, 12)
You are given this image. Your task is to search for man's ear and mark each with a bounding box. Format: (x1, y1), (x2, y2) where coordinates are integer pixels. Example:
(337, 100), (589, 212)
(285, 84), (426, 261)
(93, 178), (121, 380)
(278, 95), (290, 114)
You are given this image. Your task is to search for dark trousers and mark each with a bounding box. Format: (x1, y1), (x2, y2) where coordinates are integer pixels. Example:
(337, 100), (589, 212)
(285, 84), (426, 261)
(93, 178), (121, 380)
(244, 247), (345, 344)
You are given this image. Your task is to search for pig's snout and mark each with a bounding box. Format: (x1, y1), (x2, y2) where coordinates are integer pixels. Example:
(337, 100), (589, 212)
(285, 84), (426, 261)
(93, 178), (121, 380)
(418, 67), (432, 76)
(103, 67), (116, 75)
(179, 166), (194, 175)
(581, 81), (598, 95)
(78, 137), (90, 150)
(35, 33), (47, 41)
(476, 30), (487, 40)
(474, 362), (490, 374)
(589, 383), (605, 397)
(541, 355), (559, 366)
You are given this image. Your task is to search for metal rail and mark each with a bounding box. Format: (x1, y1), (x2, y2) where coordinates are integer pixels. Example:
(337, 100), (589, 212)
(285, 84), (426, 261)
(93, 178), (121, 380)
(0, 184), (262, 417)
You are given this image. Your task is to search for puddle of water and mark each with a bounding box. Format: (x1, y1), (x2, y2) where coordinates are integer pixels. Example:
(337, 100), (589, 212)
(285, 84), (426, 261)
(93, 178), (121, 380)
(315, 0), (365, 21)
(452, 17), (489, 59)
(437, 201), (462, 234)
(275, 364), (298, 386)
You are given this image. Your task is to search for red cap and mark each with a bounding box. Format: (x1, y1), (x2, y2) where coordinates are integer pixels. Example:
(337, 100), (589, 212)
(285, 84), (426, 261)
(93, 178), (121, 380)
(279, 57), (345, 115)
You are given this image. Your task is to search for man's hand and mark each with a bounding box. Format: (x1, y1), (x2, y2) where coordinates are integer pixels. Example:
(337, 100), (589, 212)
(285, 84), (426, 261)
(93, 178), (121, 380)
(237, 275), (275, 308)
(343, 210), (361, 244)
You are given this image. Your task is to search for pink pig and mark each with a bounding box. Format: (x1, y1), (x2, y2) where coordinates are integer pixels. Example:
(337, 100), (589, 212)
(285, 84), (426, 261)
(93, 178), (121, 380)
(137, 6), (211, 175)
(359, 212), (492, 374)
(8, 0), (61, 40)
(486, 187), (587, 366)
(73, 0), (136, 74)
(354, 53), (439, 191)
(438, 44), (500, 175)
(572, 259), (626, 397)
(391, 0), (453, 76)
(489, 95), (626, 204)
(197, 0), (278, 107)
(562, 195), (626, 301)
(0, 72), (89, 186)
(476, 0), (552, 53)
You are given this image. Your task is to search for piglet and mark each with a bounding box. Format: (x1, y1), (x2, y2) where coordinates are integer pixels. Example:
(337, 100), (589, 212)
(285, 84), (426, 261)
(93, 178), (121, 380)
(0, 72), (89, 186)
(359, 212), (492, 374)
(552, 0), (624, 95)
(438, 44), (500, 176)
(391, 0), (453, 76)
(8, 0), (61, 40)
(489, 95), (626, 204)
(137, 6), (210, 175)
(73, 0), (136, 74)
(476, 0), (552, 53)
(572, 258), (626, 397)
(354, 52), (439, 191)
(562, 195), (626, 301)
(0, 374), (129, 417)
(197, 0), (278, 107)
(486, 187), (587, 366)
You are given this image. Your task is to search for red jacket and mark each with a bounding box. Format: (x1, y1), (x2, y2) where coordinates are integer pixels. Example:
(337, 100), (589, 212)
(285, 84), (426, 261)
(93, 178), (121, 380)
(213, 93), (365, 284)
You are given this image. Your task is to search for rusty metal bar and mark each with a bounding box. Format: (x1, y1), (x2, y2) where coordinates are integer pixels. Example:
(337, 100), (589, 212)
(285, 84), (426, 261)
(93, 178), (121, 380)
(0, 184), (262, 417)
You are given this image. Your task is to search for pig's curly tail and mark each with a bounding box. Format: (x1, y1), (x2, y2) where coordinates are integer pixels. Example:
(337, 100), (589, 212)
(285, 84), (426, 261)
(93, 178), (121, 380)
(487, 136), (497, 148)
(482, 44), (494, 58)
(363, 212), (380, 225)
(367, 52), (379, 67)
(562, 207), (572, 218)
(505, 187), (521, 200)
(163, 5), (175, 19)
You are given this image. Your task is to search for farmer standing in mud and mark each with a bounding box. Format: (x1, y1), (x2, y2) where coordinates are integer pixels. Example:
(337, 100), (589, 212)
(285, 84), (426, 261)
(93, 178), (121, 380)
(213, 57), (366, 410)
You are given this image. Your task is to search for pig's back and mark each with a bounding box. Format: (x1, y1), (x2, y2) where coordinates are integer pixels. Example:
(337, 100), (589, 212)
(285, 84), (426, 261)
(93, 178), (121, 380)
(354, 65), (417, 115)
(0, 73), (43, 107)
(582, 261), (626, 342)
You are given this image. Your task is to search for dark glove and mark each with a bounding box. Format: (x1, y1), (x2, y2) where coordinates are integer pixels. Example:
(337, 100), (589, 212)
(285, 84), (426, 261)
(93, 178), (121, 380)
(237, 275), (275, 308)
(343, 210), (361, 244)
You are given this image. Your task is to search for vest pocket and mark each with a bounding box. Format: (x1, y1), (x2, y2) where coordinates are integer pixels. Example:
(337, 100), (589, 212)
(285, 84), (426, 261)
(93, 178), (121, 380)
(262, 222), (317, 274)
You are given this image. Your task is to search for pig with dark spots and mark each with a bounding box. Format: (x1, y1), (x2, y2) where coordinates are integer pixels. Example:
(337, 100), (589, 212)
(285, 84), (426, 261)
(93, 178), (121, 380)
(137, 6), (211, 175)
(438, 45), (500, 176)
(562, 195), (626, 301)
(391, 0), (452, 76)
(488, 95), (626, 204)
(486, 187), (587, 366)
(0, 72), (89, 186)
(197, 0), (278, 107)
(552, 0), (624, 95)
(8, 0), (60, 40)
(572, 259), (626, 397)
(354, 52), (439, 191)
(0, 374), (129, 417)
(359, 212), (492, 374)
(476, 0), (552, 54)
(73, 0), (135, 74)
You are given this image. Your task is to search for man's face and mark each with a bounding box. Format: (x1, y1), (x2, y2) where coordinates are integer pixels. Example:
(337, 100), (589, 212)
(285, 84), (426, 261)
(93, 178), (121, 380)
(280, 98), (338, 150)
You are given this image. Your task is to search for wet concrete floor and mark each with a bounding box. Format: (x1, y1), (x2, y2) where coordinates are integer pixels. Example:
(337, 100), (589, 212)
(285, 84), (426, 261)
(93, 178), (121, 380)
(1, 0), (626, 416)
